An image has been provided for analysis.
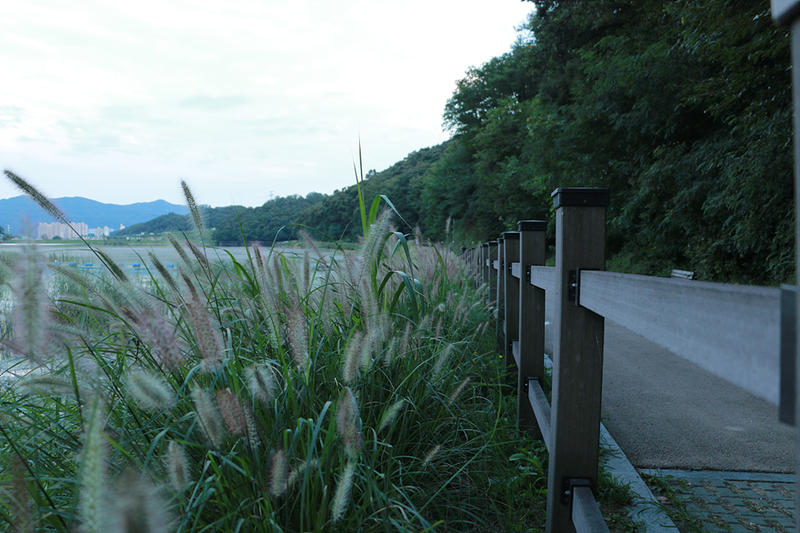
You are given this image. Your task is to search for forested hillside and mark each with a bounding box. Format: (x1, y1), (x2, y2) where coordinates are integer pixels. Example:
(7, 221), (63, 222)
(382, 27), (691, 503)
(423, 0), (793, 284)
(122, 0), (793, 285)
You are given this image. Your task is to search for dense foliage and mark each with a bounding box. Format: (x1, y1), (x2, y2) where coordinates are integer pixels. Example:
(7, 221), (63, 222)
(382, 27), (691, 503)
(424, 0), (794, 284)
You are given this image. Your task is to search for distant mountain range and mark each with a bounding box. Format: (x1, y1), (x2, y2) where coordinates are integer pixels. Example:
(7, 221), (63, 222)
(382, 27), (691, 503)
(0, 196), (188, 234)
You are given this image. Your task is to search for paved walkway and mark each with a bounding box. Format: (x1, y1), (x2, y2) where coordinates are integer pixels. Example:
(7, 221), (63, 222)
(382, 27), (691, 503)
(641, 470), (795, 533)
(542, 297), (797, 531)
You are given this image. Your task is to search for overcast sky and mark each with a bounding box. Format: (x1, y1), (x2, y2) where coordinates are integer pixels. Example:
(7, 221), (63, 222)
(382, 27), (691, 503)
(0, 0), (532, 208)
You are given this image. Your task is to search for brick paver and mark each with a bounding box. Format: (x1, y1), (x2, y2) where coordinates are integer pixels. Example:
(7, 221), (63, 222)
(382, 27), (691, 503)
(650, 472), (795, 533)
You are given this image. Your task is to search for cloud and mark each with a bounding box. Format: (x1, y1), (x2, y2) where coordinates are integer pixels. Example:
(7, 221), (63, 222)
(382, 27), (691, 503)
(178, 95), (250, 111)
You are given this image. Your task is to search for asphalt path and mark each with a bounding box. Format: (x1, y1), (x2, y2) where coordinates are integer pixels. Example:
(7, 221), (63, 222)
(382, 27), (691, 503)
(542, 294), (796, 473)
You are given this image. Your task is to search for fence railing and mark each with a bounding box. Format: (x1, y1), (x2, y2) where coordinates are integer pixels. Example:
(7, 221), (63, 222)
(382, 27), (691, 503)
(461, 188), (791, 533)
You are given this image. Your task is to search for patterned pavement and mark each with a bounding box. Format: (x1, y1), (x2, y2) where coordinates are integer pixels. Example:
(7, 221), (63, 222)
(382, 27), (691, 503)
(641, 470), (795, 533)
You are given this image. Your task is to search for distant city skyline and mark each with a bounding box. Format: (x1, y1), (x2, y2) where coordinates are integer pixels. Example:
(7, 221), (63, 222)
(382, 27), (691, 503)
(37, 221), (119, 240)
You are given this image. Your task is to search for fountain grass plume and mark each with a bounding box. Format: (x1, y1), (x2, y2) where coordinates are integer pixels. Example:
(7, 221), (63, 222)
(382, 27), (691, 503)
(378, 398), (406, 433)
(4, 170), (67, 222)
(181, 179), (206, 243)
(342, 331), (362, 384)
(331, 460), (356, 523)
(192, 388), (225, 449)
(168, 234), (194, 271)
(336, 387), (363, 460)
(246, 363), (277, 403)
(9, 243), (51, 364)
(107, 471), (172, 533)
(185, 293), (225, 372)
(187, 241), (210, 274)
(216, 389), (246, 436)
(125, 370), (174, 411)
(286, 303), (309, 369)
(149, 252), (178, 292)
(4, 170), (126, 281)
(9, 457), (35, 533)
(79, 394), (108, 533)
(269, 448), (288, 498)
(166, 441), (190, 492)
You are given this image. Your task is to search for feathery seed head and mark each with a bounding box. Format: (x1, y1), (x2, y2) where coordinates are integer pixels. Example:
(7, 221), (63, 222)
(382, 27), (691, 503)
(448, 377), (473, 405)
(432, 343), (456, 380)
(166, 441), (190, 492)
(288, 458), (320, 488)
(138, 307), (185, 369)
(341, 332), (362, 384)
(125, 370), (174, 411)
(336, 387), (363, 459)
(243, 403), (261, 449)
(4, 171), (68, 222)
(181, 179), (205, 239)
(378, 399), (406, 433)
(10, 244), (55, 364)
(192, 388), (225, 449)
(187, 241), (210, 272)
(246, 364), (277, 403)
(107, 471), (172, 533)
(331, 461), (356, 523)
(286, 304), (309, 369)
(269, 448), (288, 498)
(79, 395), (108, 533)
(216, 389), (246, 436)
(185, 294), (225, 372)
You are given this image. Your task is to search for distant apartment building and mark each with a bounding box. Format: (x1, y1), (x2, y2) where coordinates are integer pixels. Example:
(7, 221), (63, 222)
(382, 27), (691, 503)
(37, 221), (94, 240)
(89, 226), (113, 238)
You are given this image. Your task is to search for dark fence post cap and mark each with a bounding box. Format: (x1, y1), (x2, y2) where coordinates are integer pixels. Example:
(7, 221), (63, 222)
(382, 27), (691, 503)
(518, 220), (547, 232)
(551, 188), (610, 209)
(503, 231), (520, 240)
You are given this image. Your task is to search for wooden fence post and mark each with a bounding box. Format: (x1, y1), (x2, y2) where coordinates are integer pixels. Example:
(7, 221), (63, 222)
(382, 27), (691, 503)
(517, 220), (547, 436)
(504, 232), (520, 368)
(496, 236), (506, 348)
(480, 243), (488, 289)
(546, 188), (609, 533)
(488, 241), (498, 307)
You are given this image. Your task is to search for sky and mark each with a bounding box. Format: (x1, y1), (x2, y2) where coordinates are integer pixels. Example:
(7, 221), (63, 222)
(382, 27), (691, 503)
(0, 0), (533, 209)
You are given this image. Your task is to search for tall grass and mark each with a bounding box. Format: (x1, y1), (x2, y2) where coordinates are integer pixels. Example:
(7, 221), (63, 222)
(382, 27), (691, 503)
(0, 177), (547, 532)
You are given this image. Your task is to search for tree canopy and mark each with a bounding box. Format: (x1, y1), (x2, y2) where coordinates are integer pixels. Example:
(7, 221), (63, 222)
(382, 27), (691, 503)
(420, 0), (793, 284)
